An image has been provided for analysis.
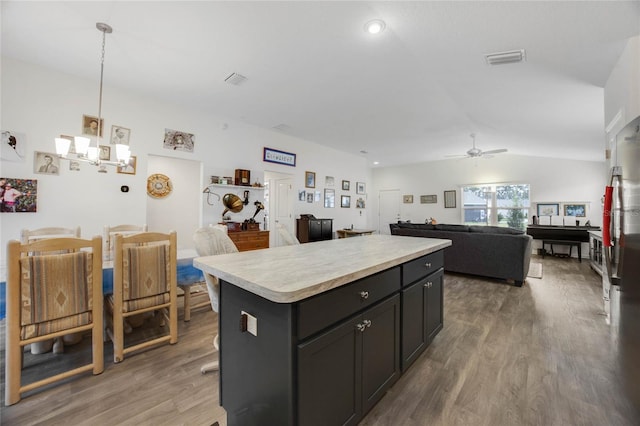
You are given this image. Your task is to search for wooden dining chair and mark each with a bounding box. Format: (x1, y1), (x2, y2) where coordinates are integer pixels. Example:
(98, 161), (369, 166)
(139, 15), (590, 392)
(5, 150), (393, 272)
(5, 235), (104, 405)
(20, 226), (83, 354)
(103, 224), (148, 261)
(105, 231), (178, 363)
(193, 226), (239, 374)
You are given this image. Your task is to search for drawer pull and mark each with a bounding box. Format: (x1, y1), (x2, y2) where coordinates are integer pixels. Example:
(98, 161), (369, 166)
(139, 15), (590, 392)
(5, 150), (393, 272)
(363, 319), (372, 328)
(360, 291), (369, 300)
(425, 262), (432, 268)
(356, 323), (367, 332)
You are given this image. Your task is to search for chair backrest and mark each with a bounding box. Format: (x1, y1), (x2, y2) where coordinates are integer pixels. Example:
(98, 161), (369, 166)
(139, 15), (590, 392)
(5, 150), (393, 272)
(21, 226), (81, 243)
(113, 231), (176, 305)
(193, 227), (239, 312)
(104, 224), (148, 261)
(276, 222), (300, 246)
(5, 235), (104, 404)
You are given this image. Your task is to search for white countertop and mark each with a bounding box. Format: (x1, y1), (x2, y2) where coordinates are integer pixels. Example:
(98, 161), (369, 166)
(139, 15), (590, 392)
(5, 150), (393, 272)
(193, 234), (451, 303)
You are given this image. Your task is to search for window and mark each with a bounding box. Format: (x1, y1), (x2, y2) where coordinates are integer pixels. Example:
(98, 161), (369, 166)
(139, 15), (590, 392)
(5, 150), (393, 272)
(462, 183), (530, 230)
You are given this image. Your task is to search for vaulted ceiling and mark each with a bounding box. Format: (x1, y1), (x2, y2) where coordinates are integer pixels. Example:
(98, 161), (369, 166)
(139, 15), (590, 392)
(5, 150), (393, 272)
(2, 1), (639, 166)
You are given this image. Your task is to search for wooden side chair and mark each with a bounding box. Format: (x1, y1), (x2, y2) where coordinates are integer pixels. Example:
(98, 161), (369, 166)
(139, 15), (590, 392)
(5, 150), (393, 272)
(105, 231), (178, 363)
(103, 224), (148, 261)
(5, 236), (104, 405)
(20, 226), (83, 354)
(193, 226), (239, 374)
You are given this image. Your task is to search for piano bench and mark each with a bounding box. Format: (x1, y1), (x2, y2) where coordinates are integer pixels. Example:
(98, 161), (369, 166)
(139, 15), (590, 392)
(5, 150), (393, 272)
(542, 240), (581, 262)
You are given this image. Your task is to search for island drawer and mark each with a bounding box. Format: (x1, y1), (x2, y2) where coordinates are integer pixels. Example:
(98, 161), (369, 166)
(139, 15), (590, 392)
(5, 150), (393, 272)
(402, 251), (444, 287)
(297, 266), (400, 340)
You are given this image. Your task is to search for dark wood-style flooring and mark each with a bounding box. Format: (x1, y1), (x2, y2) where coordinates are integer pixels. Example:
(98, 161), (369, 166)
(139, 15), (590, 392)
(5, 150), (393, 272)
(2, 255), (639, 425)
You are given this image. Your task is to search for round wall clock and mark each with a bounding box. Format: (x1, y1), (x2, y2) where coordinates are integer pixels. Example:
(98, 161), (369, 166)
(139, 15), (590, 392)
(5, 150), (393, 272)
(147, 173), (173, 198)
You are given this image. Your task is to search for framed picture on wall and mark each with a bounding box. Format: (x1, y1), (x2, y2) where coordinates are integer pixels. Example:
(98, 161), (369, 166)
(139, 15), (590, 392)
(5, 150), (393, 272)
(444, 190), (456, 208)
(537, 203), (559, 217)
(563, 204), (586, 217)
(117, 156), (137, 175)
(305, 171), (316, 188)
(341, 195), (351, 208)
(342, 180), (350, 191)
(356, 182), (366, 194)
(324, 189), (335, 208)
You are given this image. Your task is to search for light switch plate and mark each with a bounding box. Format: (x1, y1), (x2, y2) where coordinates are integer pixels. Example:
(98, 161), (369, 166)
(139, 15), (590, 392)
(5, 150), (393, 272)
(241, 311), (258, 336)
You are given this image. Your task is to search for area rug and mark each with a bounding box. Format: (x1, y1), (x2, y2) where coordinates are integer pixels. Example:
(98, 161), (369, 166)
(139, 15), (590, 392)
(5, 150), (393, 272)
(528, 261), (543, 279)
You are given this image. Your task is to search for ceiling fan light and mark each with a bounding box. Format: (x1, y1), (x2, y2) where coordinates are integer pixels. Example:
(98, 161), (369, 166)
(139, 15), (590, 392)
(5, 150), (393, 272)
(87, 147), (99, 161)
(115, 144), (131, 162)
(74, 136), (90, 155)
(55, 138), (71, 156)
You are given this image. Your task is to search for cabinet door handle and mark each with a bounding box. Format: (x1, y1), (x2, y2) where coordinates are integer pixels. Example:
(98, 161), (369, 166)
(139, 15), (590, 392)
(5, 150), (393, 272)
(425, 262), (432, 268)
(356, 323), (367, 332)
(424, 282), (432, 288)
(363, 319), (372, 328)
(360, 291), (369, 300)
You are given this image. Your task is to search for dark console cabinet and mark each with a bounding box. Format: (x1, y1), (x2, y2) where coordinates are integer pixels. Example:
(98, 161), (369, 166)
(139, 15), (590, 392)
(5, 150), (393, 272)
(297, 217), (333, 243)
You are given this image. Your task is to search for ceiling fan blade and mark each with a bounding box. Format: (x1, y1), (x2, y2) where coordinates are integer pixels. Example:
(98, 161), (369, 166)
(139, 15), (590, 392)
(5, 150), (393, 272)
(481, 148), (508, 155)
(444, 154), (469, 158)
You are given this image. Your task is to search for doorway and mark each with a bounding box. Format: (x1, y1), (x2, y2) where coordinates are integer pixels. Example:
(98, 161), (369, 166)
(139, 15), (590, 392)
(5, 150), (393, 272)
(264, 171), (294, 247)
(378, 189), (401, 234)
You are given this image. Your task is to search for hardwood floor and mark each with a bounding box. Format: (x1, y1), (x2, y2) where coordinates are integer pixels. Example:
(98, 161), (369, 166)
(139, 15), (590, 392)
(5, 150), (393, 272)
(2, 256), (639, 425)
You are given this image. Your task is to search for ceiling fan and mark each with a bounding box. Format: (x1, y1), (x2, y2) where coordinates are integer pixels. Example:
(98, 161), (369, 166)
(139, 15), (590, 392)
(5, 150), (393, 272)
(446, 133), (508, 158)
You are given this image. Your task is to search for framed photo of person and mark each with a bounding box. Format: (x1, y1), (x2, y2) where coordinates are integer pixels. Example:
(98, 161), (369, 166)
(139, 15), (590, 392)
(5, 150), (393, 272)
(342, 180), (350, 191)
(110, 125), (131, 145)
(117, 156), (137, 175)
(34, 151), (60, 175)
(99, 145), (111, 161)
(82, 114), (103, 137)
(341, 195), (351, 208)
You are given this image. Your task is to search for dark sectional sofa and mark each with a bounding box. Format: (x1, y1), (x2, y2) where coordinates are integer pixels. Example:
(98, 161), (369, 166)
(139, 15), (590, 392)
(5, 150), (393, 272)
(390, 222), (533, 286)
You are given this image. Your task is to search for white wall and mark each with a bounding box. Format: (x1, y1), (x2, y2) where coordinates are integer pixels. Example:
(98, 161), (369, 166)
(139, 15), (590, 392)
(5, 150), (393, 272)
(371, 154), (606, 253)
(0, 58), (372, 278)
(604, 35), (640, 131)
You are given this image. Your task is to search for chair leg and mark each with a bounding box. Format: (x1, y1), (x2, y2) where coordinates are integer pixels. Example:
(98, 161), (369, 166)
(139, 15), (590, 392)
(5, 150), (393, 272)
(201, 334), (220, 375)
(113, 311), (124, 363)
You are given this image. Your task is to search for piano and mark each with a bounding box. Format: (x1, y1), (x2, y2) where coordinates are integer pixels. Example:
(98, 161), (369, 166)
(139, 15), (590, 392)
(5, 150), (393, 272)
(526, 225), (601, 242)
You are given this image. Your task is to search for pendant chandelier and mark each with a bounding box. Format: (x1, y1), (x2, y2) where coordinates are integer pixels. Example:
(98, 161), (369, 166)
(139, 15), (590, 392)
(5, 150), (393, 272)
(55, 22), (132, 167)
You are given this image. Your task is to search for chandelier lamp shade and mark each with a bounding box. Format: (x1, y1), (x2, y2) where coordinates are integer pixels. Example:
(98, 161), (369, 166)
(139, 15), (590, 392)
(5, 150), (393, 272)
(54, 22), (132, 167)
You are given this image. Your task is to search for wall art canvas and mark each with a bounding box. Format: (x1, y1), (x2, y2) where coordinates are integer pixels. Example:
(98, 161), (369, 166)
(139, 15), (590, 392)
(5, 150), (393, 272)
(1, 177), (37, 212)
(1, 130), (26, 162)
(164, 128), (195, 152)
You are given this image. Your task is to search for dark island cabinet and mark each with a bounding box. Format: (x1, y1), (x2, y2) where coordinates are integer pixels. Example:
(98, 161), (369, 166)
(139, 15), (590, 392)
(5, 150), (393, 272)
(401, 251), (444, 372)
(298, 295), (400, 426)
(219, 249), (445, 426)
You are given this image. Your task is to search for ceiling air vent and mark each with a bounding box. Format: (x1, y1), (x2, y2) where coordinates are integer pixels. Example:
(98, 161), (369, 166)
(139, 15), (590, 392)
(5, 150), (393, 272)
(224, 72), (248, 85)
(485, 49), (526, 65)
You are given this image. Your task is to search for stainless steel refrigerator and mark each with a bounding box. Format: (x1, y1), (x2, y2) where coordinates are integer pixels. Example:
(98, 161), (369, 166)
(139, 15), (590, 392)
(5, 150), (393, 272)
(603, 114), (640, 409)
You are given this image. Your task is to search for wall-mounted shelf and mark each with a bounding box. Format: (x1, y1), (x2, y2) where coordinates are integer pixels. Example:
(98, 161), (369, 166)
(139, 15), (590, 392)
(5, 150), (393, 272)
(205, 184), (265, 191)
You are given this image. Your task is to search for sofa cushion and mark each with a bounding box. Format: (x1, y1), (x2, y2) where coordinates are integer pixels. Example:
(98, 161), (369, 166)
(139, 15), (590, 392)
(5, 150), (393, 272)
(434, 224), (470, 232)
(396, 222), (435, 230)
(469, 225), (524, 235)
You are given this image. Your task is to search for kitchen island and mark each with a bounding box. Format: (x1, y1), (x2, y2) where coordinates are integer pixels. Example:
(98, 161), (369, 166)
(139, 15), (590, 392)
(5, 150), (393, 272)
(194, 234), (451, 426)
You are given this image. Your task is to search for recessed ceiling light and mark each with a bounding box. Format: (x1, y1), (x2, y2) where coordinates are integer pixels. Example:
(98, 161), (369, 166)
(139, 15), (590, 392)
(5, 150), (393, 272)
(364, 19), (386, 35)
(373, 161), (380, 165)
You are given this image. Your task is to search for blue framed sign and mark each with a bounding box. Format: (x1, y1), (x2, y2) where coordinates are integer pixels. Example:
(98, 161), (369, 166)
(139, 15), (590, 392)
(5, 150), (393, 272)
(263, 147), (296, 167)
